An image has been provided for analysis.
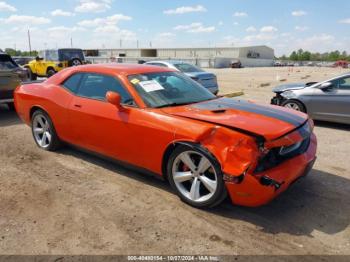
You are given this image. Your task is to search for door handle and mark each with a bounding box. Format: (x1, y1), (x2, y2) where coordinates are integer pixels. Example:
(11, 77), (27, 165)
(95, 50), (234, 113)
(74, 104), (82, 108)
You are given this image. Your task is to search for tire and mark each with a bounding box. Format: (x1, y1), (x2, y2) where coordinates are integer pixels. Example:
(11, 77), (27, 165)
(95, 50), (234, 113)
(167, 144), (226, 208)
(31, 110), (62, 151)
(27, 69), (37, 81)
(7, 102), (15, 111)
(68, 58), (82, 67)
(281, 100), (306, 113)
(47, 69), (56, 78)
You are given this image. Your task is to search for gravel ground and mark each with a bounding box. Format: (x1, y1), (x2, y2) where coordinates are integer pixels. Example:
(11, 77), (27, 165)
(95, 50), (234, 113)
(0, 67), (349, 255)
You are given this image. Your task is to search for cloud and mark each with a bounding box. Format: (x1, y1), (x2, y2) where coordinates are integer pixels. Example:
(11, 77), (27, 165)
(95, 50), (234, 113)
(295, 26), (309, 31)
(3, 15), (51, 25)
(233, 12), (247, 17)
(292, 10), (307, 16)
(75, 0), (112, 13)
(339, 18), (350, 24)
(246, 26), (257, 33)
(260, 26), (278, 33)
(93, 25), (136, 40)
(174, 22), (215, 33)
(78, 14), (132, 27)
(47, 26), (86, 38)
(218, 21), (224, 26)
(164, 5), (207, 15)
(0, 1), (16, 12)
(157, 32), (176, 37)
(51, 9), (75, 17)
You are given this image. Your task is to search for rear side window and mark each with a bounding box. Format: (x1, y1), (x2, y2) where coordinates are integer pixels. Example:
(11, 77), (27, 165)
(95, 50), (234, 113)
(62, 73), (83, 93)
(77, 73), (133, 104)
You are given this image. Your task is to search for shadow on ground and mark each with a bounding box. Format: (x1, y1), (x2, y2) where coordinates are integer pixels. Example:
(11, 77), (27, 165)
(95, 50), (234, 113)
(314, 120), (350, 131)
(60, 146), (350, 238)
(0, 105), (21, 127)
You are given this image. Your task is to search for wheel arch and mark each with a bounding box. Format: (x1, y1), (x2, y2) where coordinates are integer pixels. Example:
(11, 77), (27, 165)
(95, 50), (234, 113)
(29, 105), (49, 121)
(161, 140), (222, 180)
(283, 98), (308, 113)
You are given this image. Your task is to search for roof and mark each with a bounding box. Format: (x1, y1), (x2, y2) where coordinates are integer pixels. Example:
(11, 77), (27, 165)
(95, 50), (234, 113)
(47, 63), (175, 84)
(146, 60), (186, 65)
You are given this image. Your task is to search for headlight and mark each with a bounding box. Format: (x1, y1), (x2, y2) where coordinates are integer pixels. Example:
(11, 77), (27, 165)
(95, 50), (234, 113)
(281, 91), (297, 99)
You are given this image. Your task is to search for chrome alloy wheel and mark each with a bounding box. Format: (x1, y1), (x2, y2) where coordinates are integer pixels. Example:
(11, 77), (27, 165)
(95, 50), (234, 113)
(171, 151), (218, 203)
(284, 102), (301, 111)
(32, 114), (52, 148)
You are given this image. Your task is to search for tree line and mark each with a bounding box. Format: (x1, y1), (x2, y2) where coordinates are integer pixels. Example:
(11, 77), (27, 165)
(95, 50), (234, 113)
(280, 49), (350, 62)
(3, 48), (38, 57)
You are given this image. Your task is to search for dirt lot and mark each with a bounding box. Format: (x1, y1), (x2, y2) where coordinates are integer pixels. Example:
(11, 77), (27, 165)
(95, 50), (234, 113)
(0, 67), (349, 255)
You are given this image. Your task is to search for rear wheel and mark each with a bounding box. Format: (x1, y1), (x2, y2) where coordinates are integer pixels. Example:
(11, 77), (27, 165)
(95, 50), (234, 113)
(69, 58), (82, 67)
(31, 110), (61, 151)
(281, 100), (306, 113)
(167, 145), (226, 208)
(27, 68), (37, 81)
(47, 68), (56, 78)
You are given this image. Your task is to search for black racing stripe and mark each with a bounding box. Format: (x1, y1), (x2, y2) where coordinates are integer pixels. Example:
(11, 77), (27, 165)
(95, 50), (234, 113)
(193, 98), (306, 127)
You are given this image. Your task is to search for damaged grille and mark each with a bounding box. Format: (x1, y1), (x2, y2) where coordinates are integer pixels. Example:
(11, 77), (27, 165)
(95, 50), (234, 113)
(254, 136), (311, 173)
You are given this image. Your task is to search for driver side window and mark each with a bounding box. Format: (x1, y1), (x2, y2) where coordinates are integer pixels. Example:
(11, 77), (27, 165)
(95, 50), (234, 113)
(77, 73), (134, 105)
(338, 77), (350, 90)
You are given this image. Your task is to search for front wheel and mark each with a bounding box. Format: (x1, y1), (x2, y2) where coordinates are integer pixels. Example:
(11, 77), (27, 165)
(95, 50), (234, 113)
(167, 145), (226, 208)
(281, 100), (306, 113)
(31, 110), (62, 151)
(7, 102), (15, 111)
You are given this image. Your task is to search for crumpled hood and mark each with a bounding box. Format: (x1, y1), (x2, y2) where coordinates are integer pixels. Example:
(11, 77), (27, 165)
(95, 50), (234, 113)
(273, 83), (307, 93)
(161, 98), (308, 141)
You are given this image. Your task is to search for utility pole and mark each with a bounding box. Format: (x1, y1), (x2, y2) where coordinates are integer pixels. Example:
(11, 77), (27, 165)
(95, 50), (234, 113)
(70, 37), (73, 48)
(137, 40), (139, 48)
(27, 29), (32, 56)
(120, 39), (122, 48)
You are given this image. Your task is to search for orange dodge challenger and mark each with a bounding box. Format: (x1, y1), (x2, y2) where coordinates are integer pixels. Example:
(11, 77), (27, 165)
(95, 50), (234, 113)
(14, 64), (317, 208)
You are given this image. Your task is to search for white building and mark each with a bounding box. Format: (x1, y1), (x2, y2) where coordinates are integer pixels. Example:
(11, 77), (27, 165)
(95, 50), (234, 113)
(84, 45), (274, 68)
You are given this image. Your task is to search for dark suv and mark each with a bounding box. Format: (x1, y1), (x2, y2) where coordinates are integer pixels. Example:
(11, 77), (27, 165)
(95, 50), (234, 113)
(0, 52), (29, 110)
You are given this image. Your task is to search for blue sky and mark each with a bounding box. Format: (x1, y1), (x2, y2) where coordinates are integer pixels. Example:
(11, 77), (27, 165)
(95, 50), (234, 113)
(0, 0), (349, 56)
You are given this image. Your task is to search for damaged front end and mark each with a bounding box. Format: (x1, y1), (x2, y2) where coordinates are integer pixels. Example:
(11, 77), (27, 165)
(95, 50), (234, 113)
(200, 119), (317, 207)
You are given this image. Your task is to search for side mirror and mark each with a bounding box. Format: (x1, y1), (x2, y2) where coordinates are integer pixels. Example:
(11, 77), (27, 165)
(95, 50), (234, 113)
(319, 82), (333, 90)
(106, 91), (124, 111)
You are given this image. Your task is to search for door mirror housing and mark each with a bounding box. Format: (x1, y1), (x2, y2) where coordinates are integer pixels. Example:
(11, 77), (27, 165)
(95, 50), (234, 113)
(319, 82), (333, 90)
(106, 91), (124, 111)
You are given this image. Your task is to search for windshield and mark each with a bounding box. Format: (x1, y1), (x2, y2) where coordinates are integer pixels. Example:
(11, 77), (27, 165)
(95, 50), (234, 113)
(128, 72), (215, 108)
(173, 63), (204, 73)
(58, 49), (85, 61)
(0, 55), (18, 70)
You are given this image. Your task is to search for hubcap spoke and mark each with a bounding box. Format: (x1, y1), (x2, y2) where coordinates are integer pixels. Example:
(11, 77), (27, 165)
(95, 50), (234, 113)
(197, 157), (211, 174)
(173, 171), (193, 183)
(199, 175), (217, 193)
(179, 152), (197, 172)
(189, 177), (201, 201)
(41, 132), (47, 147)
(45, 131), (52, 143)
(34, 127), (44, 135)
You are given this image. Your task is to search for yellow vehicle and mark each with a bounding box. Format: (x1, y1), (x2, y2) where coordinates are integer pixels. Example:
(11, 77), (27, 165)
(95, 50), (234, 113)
(25, 48), (86, 80)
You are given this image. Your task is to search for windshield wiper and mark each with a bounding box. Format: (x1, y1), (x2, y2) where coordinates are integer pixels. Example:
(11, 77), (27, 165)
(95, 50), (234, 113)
(155, 102), (193, 108)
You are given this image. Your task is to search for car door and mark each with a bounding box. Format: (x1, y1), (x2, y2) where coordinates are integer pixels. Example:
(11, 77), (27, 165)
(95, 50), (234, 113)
(308, 77), (345, 122)
(68, 72), (140, 161)
(334, 76), (350, 123)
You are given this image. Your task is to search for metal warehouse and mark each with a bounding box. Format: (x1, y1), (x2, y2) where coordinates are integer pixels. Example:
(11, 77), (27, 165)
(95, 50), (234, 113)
(84, 45), (274, 68)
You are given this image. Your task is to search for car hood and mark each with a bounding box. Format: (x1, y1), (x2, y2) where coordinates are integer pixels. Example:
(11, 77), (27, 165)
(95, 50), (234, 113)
(161, 98), (307, 141)
(185, 72), (216, 79)
(272, 83), (307, 93)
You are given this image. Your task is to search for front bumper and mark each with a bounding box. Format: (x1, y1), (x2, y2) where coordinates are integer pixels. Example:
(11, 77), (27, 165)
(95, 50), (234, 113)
(225, 133), (317, 207)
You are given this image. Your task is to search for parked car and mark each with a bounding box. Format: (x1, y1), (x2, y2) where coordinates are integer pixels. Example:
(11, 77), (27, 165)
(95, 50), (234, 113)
(14, 57), (33, 66)
(25, 48), (86, 80)
(333, 60), (349, 69)
(15, 64), (317, 208)
(145, 60), (219, 94)
(271, 73), (350, 124)
(0, 51), (29, 110)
